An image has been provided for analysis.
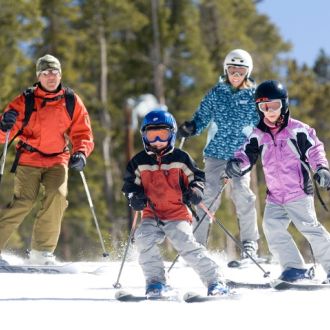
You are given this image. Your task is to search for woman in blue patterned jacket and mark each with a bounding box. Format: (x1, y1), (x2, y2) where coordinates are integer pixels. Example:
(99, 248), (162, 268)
(178, 49), (260, 262)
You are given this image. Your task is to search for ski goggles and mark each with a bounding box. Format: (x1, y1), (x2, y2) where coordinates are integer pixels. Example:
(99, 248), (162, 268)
(226, 65), (248, 77)
(39, 69), (61, 77)
(257, 99), (282, 113)
(144, 128), (171, 143)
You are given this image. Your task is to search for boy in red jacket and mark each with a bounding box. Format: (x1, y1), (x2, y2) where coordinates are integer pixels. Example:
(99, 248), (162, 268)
(122, 109), (228, 297)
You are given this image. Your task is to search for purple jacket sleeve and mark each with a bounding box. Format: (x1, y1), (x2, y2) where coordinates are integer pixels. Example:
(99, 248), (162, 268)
(304, 126), (329, 171)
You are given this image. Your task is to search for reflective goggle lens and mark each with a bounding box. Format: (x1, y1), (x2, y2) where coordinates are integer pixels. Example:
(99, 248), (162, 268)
(258, 99), (282, 113)
(227, 65), (248, 77)
(145, 128), (170, 142)
(40, 69), (61, 77)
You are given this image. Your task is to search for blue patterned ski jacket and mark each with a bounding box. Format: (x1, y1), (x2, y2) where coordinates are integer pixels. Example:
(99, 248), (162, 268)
(191, 79), (259, 160)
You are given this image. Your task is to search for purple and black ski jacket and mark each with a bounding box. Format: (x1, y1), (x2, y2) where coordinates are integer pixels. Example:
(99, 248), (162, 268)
(234, 115), (328, 204)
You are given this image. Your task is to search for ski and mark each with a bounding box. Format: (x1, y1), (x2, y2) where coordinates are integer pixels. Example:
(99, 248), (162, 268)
(183, 291), (239, 303)
(0, 263), (79, 274)
(227, 257), (270, 268)
(115, 290), (180, 302)
(226, 280), (271, 289)
(271, 279), (330, 291)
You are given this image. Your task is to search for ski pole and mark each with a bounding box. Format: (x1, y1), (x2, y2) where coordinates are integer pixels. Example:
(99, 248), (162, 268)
(199, 202), (270, 278)
(0, 131), (10, 184)
(167, 178), (229, 273)
(113, 210), (140, 288)
(79, 170), (109, 258)
(179, 137), (185, 149)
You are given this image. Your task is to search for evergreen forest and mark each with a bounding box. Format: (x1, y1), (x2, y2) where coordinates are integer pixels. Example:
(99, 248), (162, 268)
(0, 0), (329, 262)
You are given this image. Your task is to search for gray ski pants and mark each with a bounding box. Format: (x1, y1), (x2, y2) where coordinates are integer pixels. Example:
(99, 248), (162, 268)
(194, 157), (259, 246)
(134, 219), (223, 287)
(263, 196), (330, 274)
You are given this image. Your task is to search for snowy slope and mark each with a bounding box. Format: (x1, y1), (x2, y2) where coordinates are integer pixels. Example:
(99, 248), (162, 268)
(0, 252), (328, 330)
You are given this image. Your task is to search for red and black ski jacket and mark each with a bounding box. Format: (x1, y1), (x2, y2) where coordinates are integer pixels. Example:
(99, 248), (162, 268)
(122, 148), (205, 222)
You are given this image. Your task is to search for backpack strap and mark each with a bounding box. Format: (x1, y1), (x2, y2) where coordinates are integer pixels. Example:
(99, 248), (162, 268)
(63, 87), (75, 119)
(22, 87), (36, 129)
(17, 87), (36, 133)
(2, 87), (36, 152)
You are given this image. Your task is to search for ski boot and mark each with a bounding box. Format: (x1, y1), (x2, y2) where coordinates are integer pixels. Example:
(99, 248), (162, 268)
(207, 281), (230, 296)
(28, 250), (57, 265)
(279, 267), (315, 282)
(241, 240), (258, 259)
(145, 282), (172, 298)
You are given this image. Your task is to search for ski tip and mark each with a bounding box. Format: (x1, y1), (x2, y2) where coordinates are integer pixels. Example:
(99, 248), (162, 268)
(183, 291), (199, 301)
(183, 291), (202, 303)
(270, 279), (281, 288)
(227, 260), (241, 268)
(92, 265), (112, 275)
(115, 290), (130, 299)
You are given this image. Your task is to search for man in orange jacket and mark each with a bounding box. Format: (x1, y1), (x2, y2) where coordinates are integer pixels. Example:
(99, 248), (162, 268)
(0, 54), (94, 265)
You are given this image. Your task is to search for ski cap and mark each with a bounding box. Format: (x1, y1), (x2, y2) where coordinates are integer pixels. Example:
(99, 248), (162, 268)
(36, 54), (62, 76)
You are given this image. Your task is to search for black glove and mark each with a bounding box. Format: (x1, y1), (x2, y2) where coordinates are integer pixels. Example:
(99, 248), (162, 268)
(177, 120), (196, 139)
(0, 109), (18, 132)
(69, 152), (86, 171)
(225, 159), (243, 178)
(128, 191), (147, 211)
(314, 168), (330, 188)
(183, 187), (203, 205)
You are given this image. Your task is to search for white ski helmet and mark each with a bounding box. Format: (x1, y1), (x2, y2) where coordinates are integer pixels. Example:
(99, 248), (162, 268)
(223, 49), (253, 78)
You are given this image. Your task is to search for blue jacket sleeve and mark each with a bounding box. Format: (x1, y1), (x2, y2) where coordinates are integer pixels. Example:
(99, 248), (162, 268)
(192, 87), (217, 135)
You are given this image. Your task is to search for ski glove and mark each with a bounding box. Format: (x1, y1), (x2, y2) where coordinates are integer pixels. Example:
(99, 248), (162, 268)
(315, 168), (330, 188)
(69, 152), (86, 171)
(0, 109), (18, 132)
(128, 191), (148, 211)
(177, 120), (196, 139)
(225, 159), (243, 178)
(183, 186), (203, 205)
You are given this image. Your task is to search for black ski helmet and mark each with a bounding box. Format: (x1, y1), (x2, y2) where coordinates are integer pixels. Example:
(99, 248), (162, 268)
(255, 80), (289, 116)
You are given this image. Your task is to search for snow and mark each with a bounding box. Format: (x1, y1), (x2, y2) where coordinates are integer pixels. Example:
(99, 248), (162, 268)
(0, 252), (329, 330)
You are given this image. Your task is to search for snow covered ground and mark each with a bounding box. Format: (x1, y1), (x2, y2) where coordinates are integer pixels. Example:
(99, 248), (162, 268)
(0, 252), (328, 330)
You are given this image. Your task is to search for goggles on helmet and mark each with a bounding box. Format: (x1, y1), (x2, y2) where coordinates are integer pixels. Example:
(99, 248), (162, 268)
(39, 69), (61, 77)
(144, 127), (171, 143)
(257, 99), (282, 113)
(226, 65), (248, 77)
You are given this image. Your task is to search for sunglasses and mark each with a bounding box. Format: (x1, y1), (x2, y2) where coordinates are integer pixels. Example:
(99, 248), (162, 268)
(144, 128), (171, 143)
(258, 99), (282, 113)
(227, 65), (248, 77)
(39, 69), (61, 77)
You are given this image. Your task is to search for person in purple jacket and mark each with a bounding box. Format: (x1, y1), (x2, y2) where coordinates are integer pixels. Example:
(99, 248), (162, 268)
(226, 80), (330, 284)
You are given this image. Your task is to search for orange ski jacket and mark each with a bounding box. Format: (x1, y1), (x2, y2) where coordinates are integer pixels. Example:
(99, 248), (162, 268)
(0, 84), (94, 168)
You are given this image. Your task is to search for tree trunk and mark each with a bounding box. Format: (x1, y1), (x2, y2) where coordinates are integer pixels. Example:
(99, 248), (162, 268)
(151, 0), (165, 105)
(98, 24), (114, 217)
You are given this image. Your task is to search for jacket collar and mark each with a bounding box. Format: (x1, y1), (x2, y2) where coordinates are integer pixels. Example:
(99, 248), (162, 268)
(34, 82), (64, 98)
